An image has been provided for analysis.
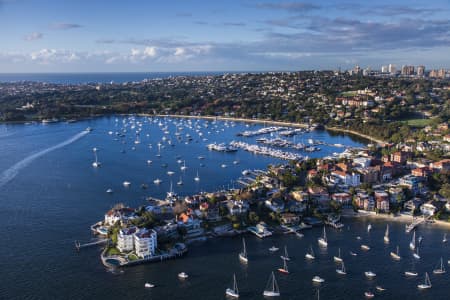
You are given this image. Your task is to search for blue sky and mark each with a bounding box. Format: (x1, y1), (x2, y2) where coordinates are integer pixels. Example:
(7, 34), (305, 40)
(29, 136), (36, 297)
(0, 0), (449, 72)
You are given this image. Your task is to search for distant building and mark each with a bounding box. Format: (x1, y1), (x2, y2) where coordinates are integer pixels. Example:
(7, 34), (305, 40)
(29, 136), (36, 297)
(388, 64), (396, 74)
(401, 65), (415, 76)
(381, 65), (388, 73)
(416, 65), (425, 77)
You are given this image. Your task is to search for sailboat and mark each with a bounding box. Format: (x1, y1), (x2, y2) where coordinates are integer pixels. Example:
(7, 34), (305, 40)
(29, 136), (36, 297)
(180, 160), (187, 171)
(239, 238), (248, 264)
(280, 246), (290, 261)
(156, 143), (162, 157)
(390, 246), (401, 260)
(277, 258), (289, 274)
(367, 224), (372, 233)
(409, 231), (416, 250)
(225, 273), (239, 298)
(318, 226), (328, 247)
(177, 176), (183, 185)
(405, 271), (418, 277)
(433, 257), (446, 274)
(384, 224), (390, 243)
(305, 245), (315, 260)
(413, 246), (420, 259)
(417, 272), (432, 289)
(263, 272), (280, 297)
(333, 248), (343, 262)
(92, 147), (101, 167)
(443, 233), (447, 243)
(194, 171), (200, 182)
(336, 261), (346, 275)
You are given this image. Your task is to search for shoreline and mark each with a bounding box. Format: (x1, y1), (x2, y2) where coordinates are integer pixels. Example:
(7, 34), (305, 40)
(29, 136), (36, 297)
(148, 114), (381, 144)
(341, 209), (450, 229)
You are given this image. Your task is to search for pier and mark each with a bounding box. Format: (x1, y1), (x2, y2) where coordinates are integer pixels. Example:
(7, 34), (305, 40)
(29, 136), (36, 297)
(405, 216), (431, 233)
(75, 239), (109, 251)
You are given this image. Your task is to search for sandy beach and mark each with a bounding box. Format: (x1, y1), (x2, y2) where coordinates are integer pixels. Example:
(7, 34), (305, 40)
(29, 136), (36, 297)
(341, 209), (450, 229)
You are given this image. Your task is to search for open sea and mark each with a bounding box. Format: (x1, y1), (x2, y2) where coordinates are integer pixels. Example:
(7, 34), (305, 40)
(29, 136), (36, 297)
(0, 116), (449, 299)
(0, 72), (230, 84)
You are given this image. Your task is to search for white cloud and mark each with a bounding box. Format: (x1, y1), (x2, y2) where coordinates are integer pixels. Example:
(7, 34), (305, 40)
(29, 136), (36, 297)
(143, 47), (157, 58)
(24, 32), (43, 41)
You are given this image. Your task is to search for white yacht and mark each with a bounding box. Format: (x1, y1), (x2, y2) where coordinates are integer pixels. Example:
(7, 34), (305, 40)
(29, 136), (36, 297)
(225, 274), (239, 298)
(390, 246), (401, 261)
(312, 276), (324, 283)
(153, 178), (162, 185)
(318, 226), (328, 248)
(263, 272), (280, 297)
(417, 272), (431, 289)
(333, 248), (343, 263)
(239, 238), (248, 264)
(365, 271), (376, 278)
(305, 245), (315, 260)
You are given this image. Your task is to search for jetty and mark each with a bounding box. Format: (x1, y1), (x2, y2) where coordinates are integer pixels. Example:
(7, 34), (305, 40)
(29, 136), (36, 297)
(405, 216), (431, 233)
(75, 238), (109, 251)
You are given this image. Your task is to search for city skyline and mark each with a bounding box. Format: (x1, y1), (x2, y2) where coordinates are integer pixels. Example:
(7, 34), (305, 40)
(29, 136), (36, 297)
(1, 0), (450, 72)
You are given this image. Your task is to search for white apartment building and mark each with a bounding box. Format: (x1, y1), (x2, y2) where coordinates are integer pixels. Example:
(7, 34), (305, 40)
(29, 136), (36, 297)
(134, 228), (158, 258)
(117, 227), (137, 252)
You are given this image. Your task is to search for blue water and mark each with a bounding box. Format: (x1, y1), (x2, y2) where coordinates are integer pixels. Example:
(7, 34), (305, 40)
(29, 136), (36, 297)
(0, 72), (228, 84)
(0, 116), (448, 299)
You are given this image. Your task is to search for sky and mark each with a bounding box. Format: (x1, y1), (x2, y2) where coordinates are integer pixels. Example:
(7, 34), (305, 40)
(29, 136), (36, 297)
(0, 0), (449, 72)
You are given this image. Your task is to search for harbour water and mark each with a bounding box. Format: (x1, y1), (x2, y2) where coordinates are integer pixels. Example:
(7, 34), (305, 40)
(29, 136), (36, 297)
(0, 116), (448, 299)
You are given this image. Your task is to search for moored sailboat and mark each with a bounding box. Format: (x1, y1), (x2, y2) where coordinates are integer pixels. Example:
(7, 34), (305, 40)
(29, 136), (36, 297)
(333, 248), (343, 263)
(336, 261), (346, 275)
(384, 224), (389, 243)
(305, 245), (315, 260)
(417, 272), (431, 289)
(239, 238), (248, 264)
(390, 246), (401, 261)
(225, 273), (239, 298)
(263, 272), (280, 297)
(409, 231), (416, 250)
(280, 246), (290, 261)
(277, 258), (289, 274)
(318, 226), (328, 248)
(433, 257), (446, 274)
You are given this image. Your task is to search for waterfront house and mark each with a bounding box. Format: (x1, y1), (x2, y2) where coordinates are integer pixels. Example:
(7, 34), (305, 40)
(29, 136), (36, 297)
(117, 226), (137, 252)
(374, 191), (390, 212)
(134, 228), (157, 258)
(331, 192), (352, 207)
(104, 207), (135, 226)
(355, 192), (375, 211)
(420, 202), (437, 216)
(280, 213), (300, 225)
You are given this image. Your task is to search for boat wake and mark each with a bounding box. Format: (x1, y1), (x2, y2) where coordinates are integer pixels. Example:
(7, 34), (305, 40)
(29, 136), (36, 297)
(0, 130), (89, 188)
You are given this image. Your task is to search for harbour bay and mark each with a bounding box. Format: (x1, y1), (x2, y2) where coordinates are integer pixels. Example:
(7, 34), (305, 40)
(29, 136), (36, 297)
(0, 116), (448, 299)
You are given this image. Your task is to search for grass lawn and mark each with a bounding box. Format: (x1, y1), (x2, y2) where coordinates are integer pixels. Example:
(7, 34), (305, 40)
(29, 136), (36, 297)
(401, 118), (432, 127)
(106, 247), (121, 256)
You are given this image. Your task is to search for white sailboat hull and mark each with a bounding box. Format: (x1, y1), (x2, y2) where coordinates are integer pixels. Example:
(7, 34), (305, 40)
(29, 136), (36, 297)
(239, 253), (248, 264)
(226, 289), (239, 298)
(318, 238), (327, 247)
(263, 291), (280, 297)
